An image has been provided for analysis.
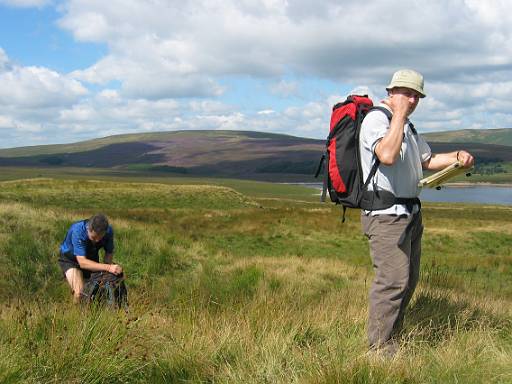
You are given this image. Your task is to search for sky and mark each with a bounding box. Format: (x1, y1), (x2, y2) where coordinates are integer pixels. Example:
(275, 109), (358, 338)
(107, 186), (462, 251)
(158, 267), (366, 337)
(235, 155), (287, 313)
(1, 0), (512, 149)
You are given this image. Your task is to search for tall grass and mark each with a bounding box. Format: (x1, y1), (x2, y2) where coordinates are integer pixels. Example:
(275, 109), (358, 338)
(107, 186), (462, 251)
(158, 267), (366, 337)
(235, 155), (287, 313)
(0, 178), (510, 383)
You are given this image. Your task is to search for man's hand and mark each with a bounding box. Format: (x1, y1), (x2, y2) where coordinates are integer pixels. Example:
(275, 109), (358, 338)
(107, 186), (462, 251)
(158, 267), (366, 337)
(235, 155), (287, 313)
(384, 93), (414, 117)
(457, 150), (475, 168)
(107, 264), (123, 275)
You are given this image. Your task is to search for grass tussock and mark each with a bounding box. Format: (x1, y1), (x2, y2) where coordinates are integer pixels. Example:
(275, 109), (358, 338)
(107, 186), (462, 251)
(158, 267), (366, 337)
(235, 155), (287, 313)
(0, 177), (510, 383)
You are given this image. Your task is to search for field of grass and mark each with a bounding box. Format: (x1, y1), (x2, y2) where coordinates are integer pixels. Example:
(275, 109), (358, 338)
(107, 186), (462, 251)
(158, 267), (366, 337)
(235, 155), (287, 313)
(0, 174), (511, 383)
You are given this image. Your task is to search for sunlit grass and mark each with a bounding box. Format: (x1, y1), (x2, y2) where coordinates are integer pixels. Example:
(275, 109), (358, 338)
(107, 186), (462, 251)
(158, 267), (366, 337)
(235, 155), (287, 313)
(0, 177), (510, 383)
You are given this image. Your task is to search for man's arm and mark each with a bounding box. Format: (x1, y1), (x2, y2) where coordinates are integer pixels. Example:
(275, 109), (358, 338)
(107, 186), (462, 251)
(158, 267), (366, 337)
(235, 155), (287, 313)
(422, 150), (474, 171)
(76, 255), (122, 275)
(104, 252), (113, 264)
(374, 95), (414, 165)
(101, 227), (117, 269)
(374, 110), (408, 165)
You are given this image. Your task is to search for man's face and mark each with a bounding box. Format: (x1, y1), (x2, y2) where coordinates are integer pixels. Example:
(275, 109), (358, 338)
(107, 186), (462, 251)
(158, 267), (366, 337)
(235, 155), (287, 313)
(87, 229), (105, 243)
(390, 87), (421, 114)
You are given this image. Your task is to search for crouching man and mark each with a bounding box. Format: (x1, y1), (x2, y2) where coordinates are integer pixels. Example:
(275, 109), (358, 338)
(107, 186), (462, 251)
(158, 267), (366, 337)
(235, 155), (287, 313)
(58, 213), (123, 303)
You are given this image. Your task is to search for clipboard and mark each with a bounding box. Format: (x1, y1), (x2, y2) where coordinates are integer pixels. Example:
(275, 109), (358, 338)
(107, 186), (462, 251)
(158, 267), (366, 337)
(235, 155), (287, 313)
(418, 161), (473, 188)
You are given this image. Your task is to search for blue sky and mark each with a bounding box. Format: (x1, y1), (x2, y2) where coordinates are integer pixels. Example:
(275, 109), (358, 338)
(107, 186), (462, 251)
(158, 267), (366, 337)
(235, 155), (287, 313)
(0, 4), (104, 72)
(0, 0), (512, 148)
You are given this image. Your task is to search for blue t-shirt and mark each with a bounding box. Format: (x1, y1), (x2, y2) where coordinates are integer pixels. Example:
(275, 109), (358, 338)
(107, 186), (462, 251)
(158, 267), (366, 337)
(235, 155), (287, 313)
(60, 220), (114, 262)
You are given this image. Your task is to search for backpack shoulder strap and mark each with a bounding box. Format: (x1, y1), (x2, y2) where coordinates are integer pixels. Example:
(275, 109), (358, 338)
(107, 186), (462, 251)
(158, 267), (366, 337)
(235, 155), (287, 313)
(359, 107), (422, 212)
(367, 105), (393, 121)
(368, 106), (417, 134)
(360, 106), (392, 189)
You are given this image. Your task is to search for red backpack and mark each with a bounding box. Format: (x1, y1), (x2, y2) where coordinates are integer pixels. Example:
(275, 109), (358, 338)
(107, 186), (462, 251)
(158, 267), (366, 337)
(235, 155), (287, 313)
(315, 95), (413, 221)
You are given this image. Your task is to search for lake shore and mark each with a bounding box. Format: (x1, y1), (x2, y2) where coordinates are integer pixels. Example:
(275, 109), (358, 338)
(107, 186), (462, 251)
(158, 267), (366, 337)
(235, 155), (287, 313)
(443, 182), (512, 188)
(287, 181), (512, 205)
(284, 181), (512, 188)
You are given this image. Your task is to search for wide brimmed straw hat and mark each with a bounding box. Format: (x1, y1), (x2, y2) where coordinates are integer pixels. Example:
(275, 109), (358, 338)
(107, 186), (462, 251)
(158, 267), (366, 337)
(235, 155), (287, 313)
(386, 69), (426, 98)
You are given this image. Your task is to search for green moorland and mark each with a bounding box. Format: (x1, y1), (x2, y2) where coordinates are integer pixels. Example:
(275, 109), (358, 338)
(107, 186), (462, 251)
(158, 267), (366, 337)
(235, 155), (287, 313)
(423, 128), (512, 146)
(1, 128), (511, 183)
(0, 174), (511, 383)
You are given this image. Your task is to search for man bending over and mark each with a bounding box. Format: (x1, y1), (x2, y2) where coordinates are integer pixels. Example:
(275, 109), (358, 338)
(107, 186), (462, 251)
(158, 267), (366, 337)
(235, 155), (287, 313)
(58, 213), (122, 303)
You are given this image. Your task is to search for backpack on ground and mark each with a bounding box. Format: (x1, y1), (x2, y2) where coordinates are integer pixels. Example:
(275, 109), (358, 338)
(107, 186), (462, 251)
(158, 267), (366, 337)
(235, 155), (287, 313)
(314, 94), (418, 221)
(80, 271), (128, 310)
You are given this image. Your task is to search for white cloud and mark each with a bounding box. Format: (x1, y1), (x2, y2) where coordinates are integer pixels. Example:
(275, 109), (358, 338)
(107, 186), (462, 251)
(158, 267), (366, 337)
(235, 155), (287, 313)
(0, 114), (43, 133)
(189, 100), (233, 114)
(57, 1), (512, 96)
(2, 0), (512, 148)
(0, 48), (8, 71)
(465, 0), (512, 28)
(270, 80), (299, 97)
(0, 66), (87, 108)
(0, 115), (14, 129)
(96, 89), (120, 103)
(0, 52), (88, 108)
(196, 112), (246, 131)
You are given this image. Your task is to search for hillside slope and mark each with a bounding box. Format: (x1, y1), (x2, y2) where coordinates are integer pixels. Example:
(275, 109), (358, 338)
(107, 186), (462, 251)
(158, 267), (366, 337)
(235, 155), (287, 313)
(0, 130), (318, 158)
(0, 131), (324, 179)
(423, 128), (512, 146)
(0, 129), (511, 181)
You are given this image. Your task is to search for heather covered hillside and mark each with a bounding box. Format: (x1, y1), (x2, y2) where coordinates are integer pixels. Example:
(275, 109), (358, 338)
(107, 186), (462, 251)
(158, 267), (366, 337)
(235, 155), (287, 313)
(0, 129), (511, 181)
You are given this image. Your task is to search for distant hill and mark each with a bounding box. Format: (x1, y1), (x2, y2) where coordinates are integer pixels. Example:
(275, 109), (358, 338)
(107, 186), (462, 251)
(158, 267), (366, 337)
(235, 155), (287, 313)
(0, 131), (324, 181)
(0, 129), (510, 181)
(423, 128), (512, 146)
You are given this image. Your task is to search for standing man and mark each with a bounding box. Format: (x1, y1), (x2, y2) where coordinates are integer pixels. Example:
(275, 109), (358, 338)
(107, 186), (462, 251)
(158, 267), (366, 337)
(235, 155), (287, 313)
(359, 69), (474, 355)
(58, 213), (123, 303)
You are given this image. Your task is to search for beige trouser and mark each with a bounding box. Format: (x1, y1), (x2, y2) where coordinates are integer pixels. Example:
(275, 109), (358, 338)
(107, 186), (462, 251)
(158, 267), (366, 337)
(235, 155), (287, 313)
(361, 211), (423, 348)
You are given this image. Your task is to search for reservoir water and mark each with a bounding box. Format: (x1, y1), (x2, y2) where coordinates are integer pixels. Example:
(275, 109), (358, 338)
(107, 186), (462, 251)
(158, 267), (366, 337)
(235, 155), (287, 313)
(419, 185), (512, 205)
(300, 184), (512, 206)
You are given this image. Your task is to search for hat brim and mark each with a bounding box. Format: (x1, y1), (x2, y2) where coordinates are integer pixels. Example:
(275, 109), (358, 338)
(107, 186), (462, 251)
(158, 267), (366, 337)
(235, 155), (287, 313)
(386, 82), (426, 98)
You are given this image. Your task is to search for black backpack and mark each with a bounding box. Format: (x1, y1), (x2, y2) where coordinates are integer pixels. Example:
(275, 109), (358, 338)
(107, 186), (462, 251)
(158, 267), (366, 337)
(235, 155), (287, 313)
(315, 95), (419, 221)
(80, 271), (128, 310)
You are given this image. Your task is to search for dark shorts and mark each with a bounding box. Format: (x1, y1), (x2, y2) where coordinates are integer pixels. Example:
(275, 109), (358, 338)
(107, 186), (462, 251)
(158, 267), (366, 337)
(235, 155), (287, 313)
(58, 252), (92, 279)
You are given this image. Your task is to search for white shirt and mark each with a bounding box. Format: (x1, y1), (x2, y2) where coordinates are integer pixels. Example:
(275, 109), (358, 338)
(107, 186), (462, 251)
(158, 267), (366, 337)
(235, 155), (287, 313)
(359, 103), (431, 216)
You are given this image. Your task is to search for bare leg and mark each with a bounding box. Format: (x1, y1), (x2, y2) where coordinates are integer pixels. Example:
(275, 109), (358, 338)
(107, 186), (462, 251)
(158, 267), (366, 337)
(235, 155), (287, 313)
(65, 268), (84, 304)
